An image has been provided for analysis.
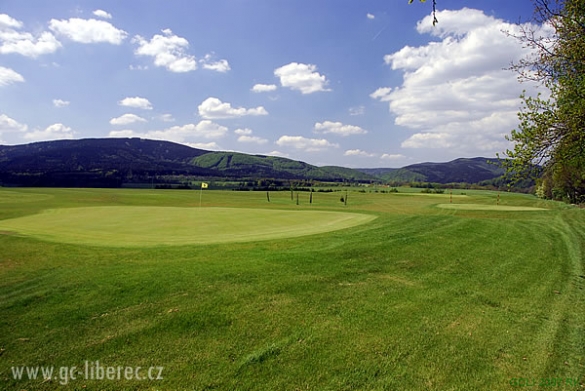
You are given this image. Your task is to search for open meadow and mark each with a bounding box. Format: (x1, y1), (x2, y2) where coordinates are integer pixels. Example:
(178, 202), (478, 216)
(0, 187), (583, 390)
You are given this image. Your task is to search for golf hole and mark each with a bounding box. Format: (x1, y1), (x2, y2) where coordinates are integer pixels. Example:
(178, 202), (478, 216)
(0, 206), (376, 247)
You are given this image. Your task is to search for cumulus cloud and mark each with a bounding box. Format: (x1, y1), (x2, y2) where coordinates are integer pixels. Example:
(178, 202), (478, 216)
(234, 128), (267, 144)
(53, 99), (70, 108)
(108, 121), (228, 145)
(381, 153), (406, 160)
(198, 97), (268, 119)
(188, 141), (220, 150)
(367, 13), (375, 20)
(49, 18), (127, 44)
(0, 14), (61, 57)
(200, 54), (230, 72)
(264, 150), (289, 158)
(0, 14), (22, 29)
(370, 87), (392, 102)
(344, 149), (376, 157)
(275, 135), (339, 152)
(157, 114), (175, 122)
(0, 114), (27, 132)
(274, 62), (330, 94)
(314, 121), (367, 136)
(133, 29), (197, 73)
(379, 8), (546, 155)
(93, 10), (112, 19)
(251, 83), (277, 93)
(0, 66), (24, 86)
(118, 96), (152, 110)
(109, 113), (147, 125)
(24, 123), (74, 141)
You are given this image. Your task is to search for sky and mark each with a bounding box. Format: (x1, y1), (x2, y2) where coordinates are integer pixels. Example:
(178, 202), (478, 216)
(0, 0), (546, 168)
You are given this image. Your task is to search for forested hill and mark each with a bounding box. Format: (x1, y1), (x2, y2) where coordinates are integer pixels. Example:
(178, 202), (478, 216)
(0, 138), (377, 187)
(357, 157), (505, 184)
(0, 138), (509, 187)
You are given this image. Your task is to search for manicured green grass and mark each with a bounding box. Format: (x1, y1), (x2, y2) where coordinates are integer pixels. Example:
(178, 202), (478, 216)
(0, 206), (375, 247)
(436, 203), (546, 211)
(0, 187), (583, 391)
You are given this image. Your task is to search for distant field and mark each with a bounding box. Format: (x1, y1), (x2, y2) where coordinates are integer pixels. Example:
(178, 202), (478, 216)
(0, 187), (583, 391)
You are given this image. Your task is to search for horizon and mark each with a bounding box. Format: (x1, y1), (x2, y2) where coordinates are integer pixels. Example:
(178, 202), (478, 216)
(0, 136), (499, 170)
(1, 0), (541, 168)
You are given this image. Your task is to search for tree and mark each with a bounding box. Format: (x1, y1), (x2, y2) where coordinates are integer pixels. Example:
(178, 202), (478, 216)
(503, 0), (585, 204)
(409, 0), (438, 25)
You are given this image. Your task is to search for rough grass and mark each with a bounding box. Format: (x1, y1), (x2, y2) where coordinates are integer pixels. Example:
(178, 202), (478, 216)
(0, 187), (583, 391)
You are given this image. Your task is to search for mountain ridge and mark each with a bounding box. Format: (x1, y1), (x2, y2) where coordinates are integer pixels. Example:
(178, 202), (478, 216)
(0, 138), (506, 187)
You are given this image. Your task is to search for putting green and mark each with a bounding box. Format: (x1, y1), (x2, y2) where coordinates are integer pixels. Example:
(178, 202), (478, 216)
(437, 203), (546, 211)
(0, 206), (376, 247)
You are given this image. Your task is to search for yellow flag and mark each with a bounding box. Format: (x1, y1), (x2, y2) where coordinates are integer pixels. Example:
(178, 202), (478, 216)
(201, 182), (208, 189)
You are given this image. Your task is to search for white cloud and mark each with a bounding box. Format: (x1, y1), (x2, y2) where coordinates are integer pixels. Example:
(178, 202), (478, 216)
(234, 128), (252, 135)
(53, 99), (70, 108)
(251, 83), (277, 93)
(108, 129), (136, 138)
(344, 149), (376, 157)
(275, 135), (339, 152)
(237, 135), (268, 144)
(108, 121), (228, 145)
(146, 121), (228, 142)
(118, 96), (153, 110)
(0, 66), (24, 86)
(314, 121), (367, 136)
(274, 62), (330, 94)
(198, 97), (268, 119)
(0, 14), (61, 58)
(188, 141), (220, 150)
(367, 13), (375, 20)
(0, 114), (27, 132)
(349, 106), (365, 116)
(109, 113), (147, 125)
(200, 54), (230, 73)
(0, 14), (23, 29)
(381, 153), (406, 160)
(133, 29), (197, 73)
(93, 10), (112, 19)
(49, 18), (127, 44)
(129, 64), (148, 71)
(370, 87), (392, 102)
(380, 8), (546, 155)
(157, 114), (175, 122)
(264, 150), (289, 158)
(24, 123), (74, 141)
(234, 128), (267, 144)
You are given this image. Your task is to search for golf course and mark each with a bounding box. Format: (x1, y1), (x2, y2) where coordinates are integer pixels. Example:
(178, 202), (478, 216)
(0, 187), (583, 390)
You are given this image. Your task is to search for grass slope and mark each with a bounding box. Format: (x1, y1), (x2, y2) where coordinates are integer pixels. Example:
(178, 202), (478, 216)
(0, 188), (583, 391)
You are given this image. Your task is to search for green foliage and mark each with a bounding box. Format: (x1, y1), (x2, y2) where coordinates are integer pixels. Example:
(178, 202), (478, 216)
(504, 0), (585, 204)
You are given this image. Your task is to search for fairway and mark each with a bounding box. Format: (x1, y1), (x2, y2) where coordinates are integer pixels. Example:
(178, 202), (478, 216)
(0, 188), (583, 391)
(437, 203), (547, 211)
(0, 206), (376, 246)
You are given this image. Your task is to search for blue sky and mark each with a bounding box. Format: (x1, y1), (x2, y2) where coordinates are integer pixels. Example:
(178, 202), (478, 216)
(0, 0), (542, 167)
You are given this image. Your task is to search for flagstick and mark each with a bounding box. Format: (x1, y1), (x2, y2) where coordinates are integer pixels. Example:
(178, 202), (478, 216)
(199, 186), (203, 208)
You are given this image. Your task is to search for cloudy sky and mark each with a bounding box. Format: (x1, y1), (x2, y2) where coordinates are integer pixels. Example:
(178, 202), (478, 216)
(0, 0), (544, 167)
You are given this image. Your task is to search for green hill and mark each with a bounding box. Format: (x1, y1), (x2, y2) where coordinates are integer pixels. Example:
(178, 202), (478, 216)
(358, 157), (505, 184)
(0, 138), (376, 187)
(191, 152), (377, 182)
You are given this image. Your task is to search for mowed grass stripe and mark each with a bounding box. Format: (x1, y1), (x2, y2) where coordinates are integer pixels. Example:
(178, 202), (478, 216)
(0, 206), (376, 246)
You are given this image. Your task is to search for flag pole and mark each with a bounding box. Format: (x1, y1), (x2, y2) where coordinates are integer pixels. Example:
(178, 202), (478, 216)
(199, 182), (208, 207)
